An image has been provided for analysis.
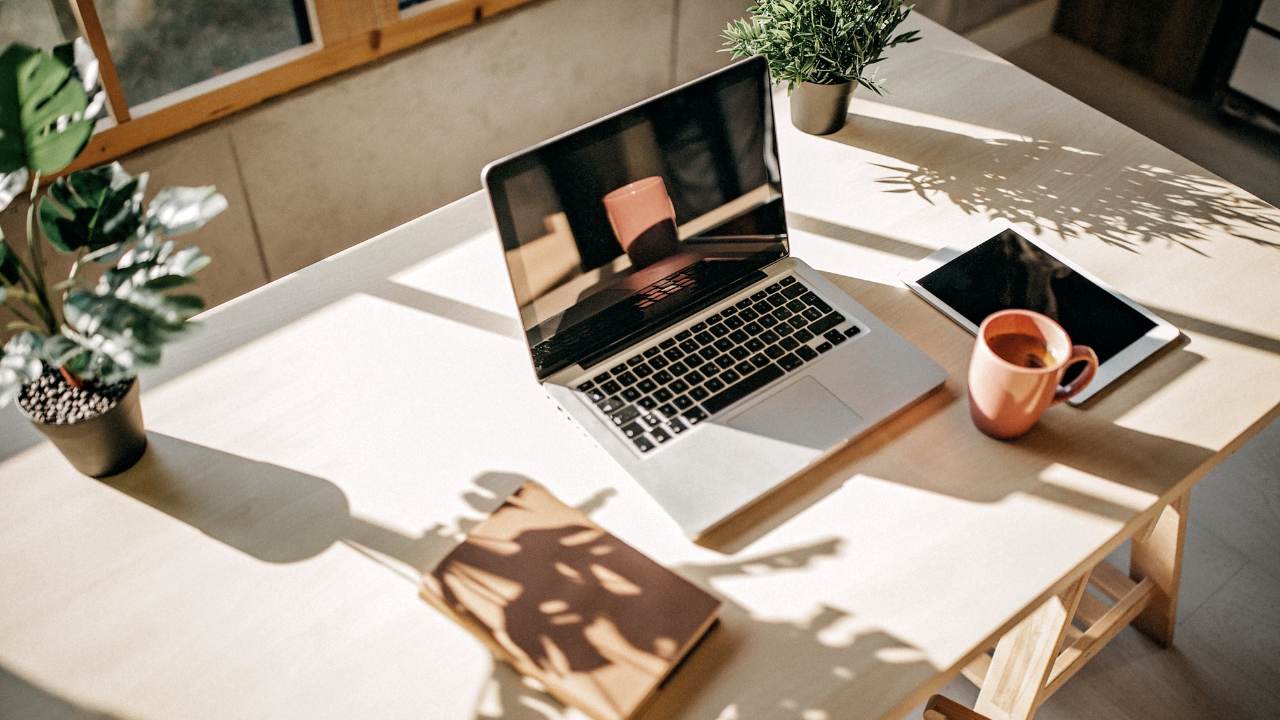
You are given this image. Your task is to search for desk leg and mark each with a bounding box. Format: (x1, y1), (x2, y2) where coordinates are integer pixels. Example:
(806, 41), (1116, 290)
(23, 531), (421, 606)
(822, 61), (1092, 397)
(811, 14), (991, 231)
(974, 577), (1088, 720)
(1129, 491), (1189, 647)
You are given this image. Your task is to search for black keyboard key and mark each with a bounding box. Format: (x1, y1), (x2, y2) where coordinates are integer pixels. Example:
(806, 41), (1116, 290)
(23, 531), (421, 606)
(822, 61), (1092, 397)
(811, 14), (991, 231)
(685, 370), (705, 385)
(663, 348), (684, 362)
(786, 299), (807, 313)
(735, 298), (753, 309)
(808, 313), (845, 336)
(675, 330), (692, 341)
(659, 338), (677, 349)
(768, 295), (787, 308)
(622, 387), (641, 402)
(765, 344), (785, 359)
(670, 379), (689, 394)
(611, 364), (627, 375)
(638, 379), (658, 393)
(710, 323), (730, 337)
(722, 306), (738, 316)
(617, 371), (637, 386)
(695, 331), (715, 345)
(586, 388), (606, 402)
(673, 394), (693, 410)
(612, 406), (640, 425)
(760, 330), (780, 345)
(602, 380), (622, 394)
(759, 315), (778, 329)
(705, 377), (726, 393)
(706, 313), (723, 324)
(779, 276), (796, 286)
(714, 337), (734, 352)
(699, 346), (720, 361)
(578, 381), (595, 392)
(782, 283), (807, 299)
(679, 339), (700, 353)
(794, 329), (814, 343)
(651, 427), (671, 444)
(634, 364), (654, 378)
(816, 341), (833, 353)
(746, 337), (765, 352)
(752, 301), (772, 315)
(780, 336), (800, 351)
(751, 291), (768, 301)
(825, 329), (847, 345)
(778, 353), (804, 372)
(649, 356), (669, 370)
(789, 316), (808, 330)
(633, 435), (655, 452)
(773, 307), (793, 321)
(766, 283), (781, 293)
(620, 422), (645, 439)
(797, 345), (819, 361)
(811, 298), (833, 314)
(701, 361), (721, 376)
(802, 307), (824, 322)
(628, 355), (645, 366)
(691, 322), (708, 332)
(669, 362), (689, 376)
(643, 346), (661, 357)
(750, 353), (771, 368)
(654, 370), (674, 385)
(846, 326), (862, 338)
(740, 309), (759, 321)
(800, 292), (821, 305)
(744, 322), (764, 336)
(654, 388), (673, 402)
(668, 417), (688, 433)
(683, 407), (709, 425)
(689, 386), (710, 401)
(733, 361), (754, 375)
(715, 355), (735, 369)
(720, 369), (741, 384)
(638, 396), (658, 410)
(730, 346), (751, 361)
(658, 403), (678, 418)
(702, 364), (785, 415)
(729, 330), (750, 344)
(598, 396), (625, 413)
(725, 315), (745, 329)
(776, 323), (795, 337)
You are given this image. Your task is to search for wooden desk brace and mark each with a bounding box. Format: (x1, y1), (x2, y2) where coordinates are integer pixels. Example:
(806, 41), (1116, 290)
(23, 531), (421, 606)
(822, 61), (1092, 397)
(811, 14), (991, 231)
(963, 491), (1190, 720)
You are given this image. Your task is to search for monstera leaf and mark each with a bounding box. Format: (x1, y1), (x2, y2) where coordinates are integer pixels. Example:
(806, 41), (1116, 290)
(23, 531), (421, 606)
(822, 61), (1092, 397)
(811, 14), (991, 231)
(0, 331), (45, 407)
(0, 43), (92, 176)
(0, 167), (27, 213)
(38, 163), (147, 253)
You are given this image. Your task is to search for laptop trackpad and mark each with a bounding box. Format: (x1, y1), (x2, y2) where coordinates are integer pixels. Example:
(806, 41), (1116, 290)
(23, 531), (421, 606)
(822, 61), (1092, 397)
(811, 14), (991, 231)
(726, 377), (864, 450)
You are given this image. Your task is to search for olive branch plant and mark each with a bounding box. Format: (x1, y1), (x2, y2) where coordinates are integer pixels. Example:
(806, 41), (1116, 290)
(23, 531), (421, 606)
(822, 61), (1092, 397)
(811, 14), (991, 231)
(723, 0), (921, 94)
(0, 38), (226, 409)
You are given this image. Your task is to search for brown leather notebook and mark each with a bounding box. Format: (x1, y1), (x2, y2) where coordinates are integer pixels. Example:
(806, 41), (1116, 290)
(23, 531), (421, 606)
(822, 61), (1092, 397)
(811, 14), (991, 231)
(420, 481), (720, 720)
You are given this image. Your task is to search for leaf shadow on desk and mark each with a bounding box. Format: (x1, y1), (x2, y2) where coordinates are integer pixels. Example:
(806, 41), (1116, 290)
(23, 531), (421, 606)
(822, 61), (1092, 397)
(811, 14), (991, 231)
(0, 665), (124, 720)
(834, 112), (1280, 253)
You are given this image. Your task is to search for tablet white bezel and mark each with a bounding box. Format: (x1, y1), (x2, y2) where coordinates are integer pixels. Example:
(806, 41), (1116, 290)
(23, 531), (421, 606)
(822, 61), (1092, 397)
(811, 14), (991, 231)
(898, 220), (1180, 405)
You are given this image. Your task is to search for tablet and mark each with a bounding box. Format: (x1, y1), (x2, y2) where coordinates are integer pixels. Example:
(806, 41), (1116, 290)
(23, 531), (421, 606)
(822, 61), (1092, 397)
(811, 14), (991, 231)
(899, 222), (1179, 405)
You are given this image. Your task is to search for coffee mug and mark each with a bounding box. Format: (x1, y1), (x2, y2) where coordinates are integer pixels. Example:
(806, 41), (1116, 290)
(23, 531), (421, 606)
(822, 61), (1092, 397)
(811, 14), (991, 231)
(602, 176), (681, 269)
(968, 309), (1099, 439)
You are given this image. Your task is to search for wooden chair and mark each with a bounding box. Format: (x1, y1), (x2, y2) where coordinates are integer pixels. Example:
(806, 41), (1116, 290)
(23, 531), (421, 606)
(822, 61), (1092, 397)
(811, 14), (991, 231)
(924, 695), (992, 720)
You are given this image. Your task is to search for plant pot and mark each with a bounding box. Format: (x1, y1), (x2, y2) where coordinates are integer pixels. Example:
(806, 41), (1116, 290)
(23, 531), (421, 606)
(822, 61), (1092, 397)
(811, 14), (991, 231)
(791, 81), (855, 136)
(20, 377), (148, 478)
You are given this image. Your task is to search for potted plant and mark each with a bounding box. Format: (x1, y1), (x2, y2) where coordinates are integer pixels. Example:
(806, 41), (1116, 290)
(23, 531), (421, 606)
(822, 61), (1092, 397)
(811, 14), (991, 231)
(0, 39), (226, 477)
(723, 0), (921, 135)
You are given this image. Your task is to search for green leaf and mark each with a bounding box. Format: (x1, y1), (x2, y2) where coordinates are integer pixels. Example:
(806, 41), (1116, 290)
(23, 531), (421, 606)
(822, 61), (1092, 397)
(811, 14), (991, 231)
(0, 43), (92, 176)
(0, 167), (27, 213)
(145, 186), (228, 237)
(0, 239), (20, 285)
(39, 163), (146, 253)
(0, 330), (46, 407)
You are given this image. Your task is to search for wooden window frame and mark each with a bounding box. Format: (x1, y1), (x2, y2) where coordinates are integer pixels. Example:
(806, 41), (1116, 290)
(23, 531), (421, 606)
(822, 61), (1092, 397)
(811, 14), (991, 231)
(60, 0), (535, 175)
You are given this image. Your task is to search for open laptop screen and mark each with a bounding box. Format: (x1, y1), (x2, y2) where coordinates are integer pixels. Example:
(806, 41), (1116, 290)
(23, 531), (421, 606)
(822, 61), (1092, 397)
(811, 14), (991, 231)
(485, 57), (787, 380)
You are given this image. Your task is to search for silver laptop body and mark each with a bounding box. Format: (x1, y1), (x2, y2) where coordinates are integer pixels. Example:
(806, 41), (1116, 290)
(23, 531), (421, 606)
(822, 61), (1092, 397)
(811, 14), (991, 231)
(483, 57), (945, 539)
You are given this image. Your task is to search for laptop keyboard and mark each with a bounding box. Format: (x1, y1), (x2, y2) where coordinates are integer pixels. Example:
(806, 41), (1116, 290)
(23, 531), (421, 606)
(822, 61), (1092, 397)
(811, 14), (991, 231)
(574, 275), (863, 454)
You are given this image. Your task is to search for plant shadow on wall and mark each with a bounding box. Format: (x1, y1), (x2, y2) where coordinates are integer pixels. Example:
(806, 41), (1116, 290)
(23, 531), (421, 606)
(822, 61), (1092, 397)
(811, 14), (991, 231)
(844, 113), (1280, 254)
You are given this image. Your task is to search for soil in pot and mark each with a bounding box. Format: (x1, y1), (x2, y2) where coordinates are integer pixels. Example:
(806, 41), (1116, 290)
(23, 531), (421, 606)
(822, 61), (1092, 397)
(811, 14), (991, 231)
(17, 367), (147, 478)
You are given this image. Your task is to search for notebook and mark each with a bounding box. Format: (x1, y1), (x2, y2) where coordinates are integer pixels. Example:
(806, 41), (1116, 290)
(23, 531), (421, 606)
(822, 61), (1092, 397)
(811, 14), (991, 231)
(482, 56), (946, 539)
(421, 481), (720, 720)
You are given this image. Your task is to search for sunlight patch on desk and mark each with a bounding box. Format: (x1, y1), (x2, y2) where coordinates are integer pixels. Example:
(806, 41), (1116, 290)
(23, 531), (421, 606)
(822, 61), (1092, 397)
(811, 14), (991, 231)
(1035, 463), (1157, 513)
(787, 227), (916, 285)
(848, 98), (1034, 143)
(390, 232), (519, 319)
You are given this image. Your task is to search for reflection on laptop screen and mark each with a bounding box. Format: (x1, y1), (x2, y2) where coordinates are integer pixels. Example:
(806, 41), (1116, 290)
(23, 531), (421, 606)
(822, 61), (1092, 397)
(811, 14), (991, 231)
(485, 57), (788, 379)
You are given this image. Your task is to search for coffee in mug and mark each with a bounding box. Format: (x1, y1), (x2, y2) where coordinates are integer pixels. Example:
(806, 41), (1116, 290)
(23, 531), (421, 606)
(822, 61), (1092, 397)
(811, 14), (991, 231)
(968, 309), (1099, 439)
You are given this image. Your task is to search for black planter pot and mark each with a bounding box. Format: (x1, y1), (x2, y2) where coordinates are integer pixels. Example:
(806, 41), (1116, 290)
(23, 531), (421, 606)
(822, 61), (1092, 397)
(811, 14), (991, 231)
(20, 377), (148, 478)
(791, 81), (855, 135)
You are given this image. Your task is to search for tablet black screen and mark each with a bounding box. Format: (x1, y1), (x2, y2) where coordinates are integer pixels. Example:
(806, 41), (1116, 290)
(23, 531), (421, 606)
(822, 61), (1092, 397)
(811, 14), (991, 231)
(917, 230), (1155, 364)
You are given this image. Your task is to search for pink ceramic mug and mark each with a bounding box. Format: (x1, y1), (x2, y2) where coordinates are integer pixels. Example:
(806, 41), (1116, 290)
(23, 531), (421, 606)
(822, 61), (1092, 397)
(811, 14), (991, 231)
(968, 309), (1099, 439)
(602, 176), (680, 269)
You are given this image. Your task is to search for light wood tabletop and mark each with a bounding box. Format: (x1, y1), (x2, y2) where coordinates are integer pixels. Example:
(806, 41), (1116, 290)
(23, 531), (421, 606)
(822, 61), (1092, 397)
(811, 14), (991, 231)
(2, 14), (1279, 720)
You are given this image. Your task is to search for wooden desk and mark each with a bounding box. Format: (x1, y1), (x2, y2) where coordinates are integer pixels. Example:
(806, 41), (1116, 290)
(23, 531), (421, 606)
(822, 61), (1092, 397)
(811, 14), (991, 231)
(2, 14), (1279, 720)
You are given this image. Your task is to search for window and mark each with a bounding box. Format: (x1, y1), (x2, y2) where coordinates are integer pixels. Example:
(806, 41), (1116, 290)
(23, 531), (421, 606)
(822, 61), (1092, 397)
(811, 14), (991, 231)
(1, 0), (538, 174)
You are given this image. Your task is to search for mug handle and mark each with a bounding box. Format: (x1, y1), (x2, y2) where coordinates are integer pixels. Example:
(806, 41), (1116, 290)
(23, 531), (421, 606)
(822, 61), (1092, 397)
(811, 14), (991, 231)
(1050, 345), (1099, 406)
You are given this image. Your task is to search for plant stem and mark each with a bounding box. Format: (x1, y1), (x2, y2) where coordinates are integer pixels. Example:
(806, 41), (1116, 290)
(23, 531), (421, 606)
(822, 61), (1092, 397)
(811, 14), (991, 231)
(59, 365), (83, 389)
(2, 297), (42, 330)
(24, 172), (57, 336)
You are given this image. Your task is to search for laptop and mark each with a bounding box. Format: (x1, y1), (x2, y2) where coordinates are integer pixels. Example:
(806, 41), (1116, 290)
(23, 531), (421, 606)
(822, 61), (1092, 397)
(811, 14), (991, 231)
(483, 56), (946, 539)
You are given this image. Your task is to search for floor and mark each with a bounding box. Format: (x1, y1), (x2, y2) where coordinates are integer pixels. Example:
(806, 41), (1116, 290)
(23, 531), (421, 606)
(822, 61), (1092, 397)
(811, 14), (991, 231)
(906, 8), (1280, 719)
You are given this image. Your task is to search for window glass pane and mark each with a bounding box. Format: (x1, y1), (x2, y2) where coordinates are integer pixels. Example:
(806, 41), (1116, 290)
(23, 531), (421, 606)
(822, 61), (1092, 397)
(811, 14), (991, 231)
(0, 0), (75, 51)
(97, 0), (311, 107)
